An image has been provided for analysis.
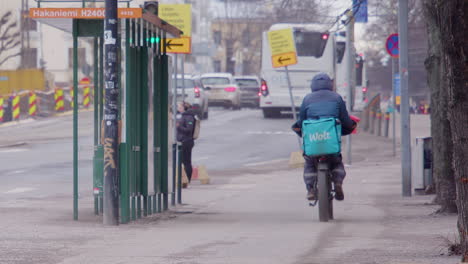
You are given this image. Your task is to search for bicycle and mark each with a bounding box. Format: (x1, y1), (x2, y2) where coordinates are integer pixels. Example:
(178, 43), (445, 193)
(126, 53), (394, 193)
(309, 155), (335, 222)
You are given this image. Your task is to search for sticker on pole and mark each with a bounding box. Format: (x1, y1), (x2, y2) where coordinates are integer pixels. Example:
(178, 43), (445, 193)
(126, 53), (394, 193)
(386, 33), (399, 58)
(159, 4), (192, 54)
(267, 28), (297, 68)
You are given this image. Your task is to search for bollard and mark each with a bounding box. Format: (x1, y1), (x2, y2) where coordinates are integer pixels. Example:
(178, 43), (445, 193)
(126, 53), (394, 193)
(83, 86), (91, 108)
(370, 110), (375, 134)
(29, 92), (37, 117)
(384, 112), (390, 137)
(363, 108), (369, 131)
(12, 94), (20, 120)
(0, 97), (4, 122)
(70, 89), (74, 108)
(54, 88), (65, 111)
(377, 110), (382, 137)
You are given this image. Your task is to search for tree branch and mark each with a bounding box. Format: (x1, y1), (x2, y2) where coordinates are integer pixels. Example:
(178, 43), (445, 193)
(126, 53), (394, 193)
(0, 51), (21, 67)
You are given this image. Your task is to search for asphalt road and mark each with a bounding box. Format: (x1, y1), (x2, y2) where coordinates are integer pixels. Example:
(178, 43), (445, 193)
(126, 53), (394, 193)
(0, 107), (457, 264)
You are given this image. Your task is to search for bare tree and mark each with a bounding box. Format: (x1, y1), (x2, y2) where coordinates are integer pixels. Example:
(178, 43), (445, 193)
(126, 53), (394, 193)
(0, 11), (21, 67)
(363, 1), (428, 97)
(423, 2), (457, 214)
(423, 0), (468, 261)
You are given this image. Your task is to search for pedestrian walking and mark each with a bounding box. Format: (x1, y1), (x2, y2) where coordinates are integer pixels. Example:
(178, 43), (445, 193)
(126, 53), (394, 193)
(176, 102), (197, 183)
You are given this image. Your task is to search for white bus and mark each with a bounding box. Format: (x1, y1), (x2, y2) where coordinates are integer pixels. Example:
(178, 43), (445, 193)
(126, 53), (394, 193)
(260, 23), (336, 118)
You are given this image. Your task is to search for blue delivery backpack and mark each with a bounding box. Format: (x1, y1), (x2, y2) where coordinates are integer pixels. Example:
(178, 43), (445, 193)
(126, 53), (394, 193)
(302, 118), (342, 156)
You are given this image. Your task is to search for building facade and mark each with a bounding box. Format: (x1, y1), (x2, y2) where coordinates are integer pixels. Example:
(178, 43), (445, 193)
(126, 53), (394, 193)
(211, 18), (270, 75)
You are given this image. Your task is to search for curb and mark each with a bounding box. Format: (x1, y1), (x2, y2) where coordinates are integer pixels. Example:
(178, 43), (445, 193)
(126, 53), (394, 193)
(55, 108), (93, 117)
(0, 108), (94, 129)
(0, 118), (35, 129)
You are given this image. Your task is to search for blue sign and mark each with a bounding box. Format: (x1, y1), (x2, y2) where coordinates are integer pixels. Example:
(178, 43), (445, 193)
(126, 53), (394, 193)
(386, 34), (399, 58)
(353, 0), (368, 23)
(394, 73), (401, 96)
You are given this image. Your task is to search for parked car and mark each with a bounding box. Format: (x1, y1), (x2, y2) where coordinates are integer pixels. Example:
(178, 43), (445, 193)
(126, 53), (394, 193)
(199, 73), (241, 109)
(234, 75), (261, 108)
(172, 74), (209, 119)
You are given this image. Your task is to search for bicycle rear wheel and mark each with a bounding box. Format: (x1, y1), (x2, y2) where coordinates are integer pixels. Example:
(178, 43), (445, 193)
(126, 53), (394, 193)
(317, 163), (330, 222)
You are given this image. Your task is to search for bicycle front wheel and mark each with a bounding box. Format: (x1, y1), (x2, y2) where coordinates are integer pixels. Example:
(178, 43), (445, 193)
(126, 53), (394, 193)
(317, 163), (330, 222)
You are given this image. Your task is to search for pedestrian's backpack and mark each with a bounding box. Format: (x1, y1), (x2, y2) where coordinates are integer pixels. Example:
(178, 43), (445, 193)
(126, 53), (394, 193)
(302, 118), (342, 156)
(192, 115), (201, 140)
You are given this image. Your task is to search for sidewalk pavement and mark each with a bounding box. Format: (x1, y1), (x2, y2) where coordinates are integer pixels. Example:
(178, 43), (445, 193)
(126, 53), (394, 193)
(0, 116), (460, 264)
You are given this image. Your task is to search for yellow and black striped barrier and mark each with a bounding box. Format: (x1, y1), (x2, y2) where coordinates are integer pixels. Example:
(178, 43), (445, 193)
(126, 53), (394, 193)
(12, 94), (20, 120)
(29, 91), (37, 117)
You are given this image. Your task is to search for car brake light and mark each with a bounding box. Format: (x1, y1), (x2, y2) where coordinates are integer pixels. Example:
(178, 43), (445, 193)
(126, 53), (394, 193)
(194, 86), (201, 98)
(260, 79), (269, 96)
(224, 87), (236, 92)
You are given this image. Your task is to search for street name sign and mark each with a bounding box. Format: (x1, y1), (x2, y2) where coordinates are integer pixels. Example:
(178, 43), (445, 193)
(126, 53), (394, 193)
(386, 33), (399, 58)
(29, 8), (142, 19)
(159, 4), (192, 54)
(267, 28), (298, 68)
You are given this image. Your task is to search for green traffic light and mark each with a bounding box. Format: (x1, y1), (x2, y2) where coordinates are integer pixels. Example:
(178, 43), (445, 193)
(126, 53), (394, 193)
(150, 37), (160, 44)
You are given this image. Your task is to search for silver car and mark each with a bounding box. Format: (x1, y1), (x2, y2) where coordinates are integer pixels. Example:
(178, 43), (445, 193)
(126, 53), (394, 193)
(234, 76), (261, 108)
(199, 73), (241, 110)
(173, 75), (209, 119)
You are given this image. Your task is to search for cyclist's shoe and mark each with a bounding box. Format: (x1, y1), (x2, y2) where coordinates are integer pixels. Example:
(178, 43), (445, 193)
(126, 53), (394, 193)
(307, 189), (316, 201)
(334, 183), (344, 201)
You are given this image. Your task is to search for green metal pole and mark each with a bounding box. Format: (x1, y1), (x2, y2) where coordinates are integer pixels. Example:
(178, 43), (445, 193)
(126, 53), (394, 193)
(72, 19), (79, 221)
(121, 19), (131, 224)
(177, 144), (182, 204)
(153, 37), (162, 213)
(135, 21), (142, 219)
(93, 37), (99, 215)
(161, 32), (169, 211)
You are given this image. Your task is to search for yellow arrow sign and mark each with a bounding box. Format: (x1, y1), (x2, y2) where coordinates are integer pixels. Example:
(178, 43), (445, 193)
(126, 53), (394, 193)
(162, 37), (191, 54)
(272, 52), (297, 68)
(267, 28), (297, 68)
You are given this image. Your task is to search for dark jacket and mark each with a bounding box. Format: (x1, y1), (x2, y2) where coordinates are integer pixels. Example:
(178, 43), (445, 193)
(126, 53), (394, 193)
(293, 73), (356, 136)
(176, 110), (196, 143)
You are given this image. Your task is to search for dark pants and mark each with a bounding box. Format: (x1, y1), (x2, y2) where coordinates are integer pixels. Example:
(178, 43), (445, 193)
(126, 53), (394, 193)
(303, 154), (346, 191)
(182, 140), (194, 182)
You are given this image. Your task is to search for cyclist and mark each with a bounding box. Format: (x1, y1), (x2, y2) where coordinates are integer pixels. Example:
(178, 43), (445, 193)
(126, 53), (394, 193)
(292, 73), (356, 201)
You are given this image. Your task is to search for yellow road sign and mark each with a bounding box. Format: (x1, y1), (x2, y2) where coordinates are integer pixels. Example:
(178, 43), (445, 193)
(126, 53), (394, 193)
(272, 52), (297, 68)
(267, 28), (297, 68)
(162, 37), (191, 54)
(396, 96), (401, 105)
(159, 4), (192, 37)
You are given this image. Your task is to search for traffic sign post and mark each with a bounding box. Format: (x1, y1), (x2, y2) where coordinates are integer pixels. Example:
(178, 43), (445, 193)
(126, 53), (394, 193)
(386, 33), (400, 158)
(267, 28), (300, 148)
(267, 28), (298, 68)
(159, 4), (192, 206)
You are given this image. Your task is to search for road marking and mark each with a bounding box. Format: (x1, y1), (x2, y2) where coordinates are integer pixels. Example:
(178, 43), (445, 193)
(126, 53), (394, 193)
(218, 184), (256, 190)
(8, 170), (26, 175)
(0, 148), (28, 154)
(246, 131), (295, 135)
(194, 156), (210, 162)
(4, 187), (36, 194)
(244, 158), (289, 167)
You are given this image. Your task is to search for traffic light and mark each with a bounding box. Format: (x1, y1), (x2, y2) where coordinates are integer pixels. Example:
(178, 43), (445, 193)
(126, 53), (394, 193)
(355, 54), (364, 86)
(145, 37), (161, 44)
